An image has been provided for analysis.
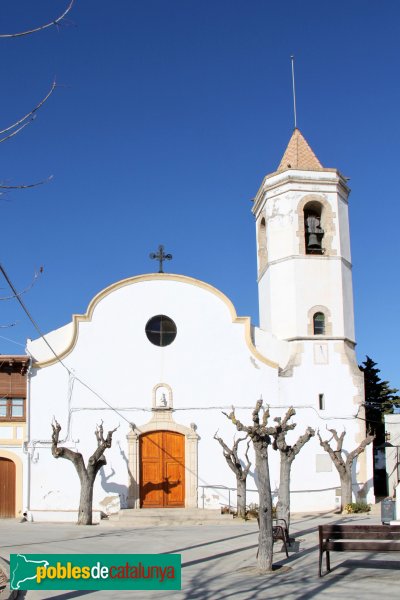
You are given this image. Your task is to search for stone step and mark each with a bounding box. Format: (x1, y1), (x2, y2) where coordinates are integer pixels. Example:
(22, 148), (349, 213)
(106, 508), (235, 526)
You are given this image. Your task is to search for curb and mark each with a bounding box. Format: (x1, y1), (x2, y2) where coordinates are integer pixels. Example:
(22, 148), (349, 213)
(0, 556), (17, 600)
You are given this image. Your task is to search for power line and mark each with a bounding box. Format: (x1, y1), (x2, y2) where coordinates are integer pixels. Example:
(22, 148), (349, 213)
(0, 261), (133, 428)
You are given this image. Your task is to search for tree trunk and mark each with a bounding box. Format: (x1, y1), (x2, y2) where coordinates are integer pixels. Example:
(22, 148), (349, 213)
(236, 476), (247, 519)
(78, 473), (95, 525)
(340, 470), (353, 510)
(276, 455), (292, 528)
(255, 442), (274, 573)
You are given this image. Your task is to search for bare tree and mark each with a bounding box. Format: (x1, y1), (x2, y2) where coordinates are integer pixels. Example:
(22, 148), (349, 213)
(272, 407), (315, 528)
(214, 432), (251, 519)
(224, 399), (275, 573)
(317, 427), (375, 511)
(51, 419), (119, 525)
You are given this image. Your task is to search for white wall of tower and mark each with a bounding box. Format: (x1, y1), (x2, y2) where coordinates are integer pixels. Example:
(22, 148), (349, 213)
(254, 168), (355, 342)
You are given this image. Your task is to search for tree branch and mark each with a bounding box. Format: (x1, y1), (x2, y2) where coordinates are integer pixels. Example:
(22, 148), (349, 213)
(51, 418), (85, 470)
(0, 267), (43, 301)
(0, 118), (34, 144)
(277, 406), (296, 429)
(346, 431), (375, 467)
(243, 439), (251, 478)
(253, 398), (263, 426)
(222, 406), (251, 435)
(224, 398), (273, 456)
(0, 1), (75, 38)
(0, 81), (57, 146)
(317, 429), (346, 475)
(0, 175), (53, 191)
(214, 432), (251, 479)
(327, 427), (345, 452)
(272, 407), (311, 457)
(89, 422), (119, 466)
(292, 426), (315, 456)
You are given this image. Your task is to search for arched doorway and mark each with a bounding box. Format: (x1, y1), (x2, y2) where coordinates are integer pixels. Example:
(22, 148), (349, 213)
(140, 431), (185, 508)
(0, 457), (16, 518)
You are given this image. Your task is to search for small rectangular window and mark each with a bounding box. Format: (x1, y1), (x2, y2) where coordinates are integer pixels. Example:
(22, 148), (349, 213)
(11, 399), (24, 418)
(319, 394), (325, 410)
(0, 397), (25, 421)
(0, 399), (7, 418)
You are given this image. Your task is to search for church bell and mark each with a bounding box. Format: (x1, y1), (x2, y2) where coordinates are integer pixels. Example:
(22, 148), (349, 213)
(307, 233), (321, 249)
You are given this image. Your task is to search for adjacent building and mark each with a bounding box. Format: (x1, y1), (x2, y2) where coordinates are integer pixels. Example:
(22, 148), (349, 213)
(0, 355), (29, 518)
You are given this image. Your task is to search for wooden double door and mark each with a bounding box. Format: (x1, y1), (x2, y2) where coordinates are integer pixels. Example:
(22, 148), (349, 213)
(0, 457), (16, 518)
(140, 431), (185, 508)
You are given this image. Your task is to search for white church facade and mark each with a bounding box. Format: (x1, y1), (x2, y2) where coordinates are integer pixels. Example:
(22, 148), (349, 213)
(22, 129), (374, 520)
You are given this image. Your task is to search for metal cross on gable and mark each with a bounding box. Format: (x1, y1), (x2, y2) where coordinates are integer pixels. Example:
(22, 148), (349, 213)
(149, 244), (173, 273)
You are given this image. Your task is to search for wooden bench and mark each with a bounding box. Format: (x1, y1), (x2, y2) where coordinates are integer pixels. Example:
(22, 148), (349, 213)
(318, 524), (400, 576)
(257, 517), (290, 558)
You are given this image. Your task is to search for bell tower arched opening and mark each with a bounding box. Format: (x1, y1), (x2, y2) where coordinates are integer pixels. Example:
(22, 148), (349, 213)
(257, 215), (268, 275)
(304, 201), (324, 255)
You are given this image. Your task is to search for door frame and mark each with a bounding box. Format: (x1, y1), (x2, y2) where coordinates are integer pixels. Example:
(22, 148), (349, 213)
(127, 410), (199, 509)
(0, 450), (23, 518)
(139, 430), (185, 508)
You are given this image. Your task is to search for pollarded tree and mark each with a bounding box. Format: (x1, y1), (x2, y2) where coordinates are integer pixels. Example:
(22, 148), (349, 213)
(214, 432), (251, 519)
(51, 419), (119, 525)
(317, 427), (374, 510)
(272, 407), (315, 528)
(224, 399), (275, 573)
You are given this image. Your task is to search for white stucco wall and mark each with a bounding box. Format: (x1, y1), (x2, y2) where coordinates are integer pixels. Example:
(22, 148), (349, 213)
(24, 274), (371, 517)
(384, 414), (400, 497)
(259, 258), (351, 340)
(254, 169), (355, 343)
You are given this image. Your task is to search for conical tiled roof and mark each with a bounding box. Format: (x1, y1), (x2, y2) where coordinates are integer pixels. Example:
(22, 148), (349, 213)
(277, 128), (322, 171)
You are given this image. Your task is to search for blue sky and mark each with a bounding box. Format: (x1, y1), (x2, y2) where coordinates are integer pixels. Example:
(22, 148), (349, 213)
(0, 0), (399, 389)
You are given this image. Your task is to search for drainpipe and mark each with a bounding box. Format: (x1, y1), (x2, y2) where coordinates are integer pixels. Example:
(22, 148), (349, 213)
(24, 353), (33, 514)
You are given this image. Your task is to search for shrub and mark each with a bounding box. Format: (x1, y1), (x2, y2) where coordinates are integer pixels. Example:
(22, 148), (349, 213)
(344, 502), (371, 514)
(245, 503), (277, 520)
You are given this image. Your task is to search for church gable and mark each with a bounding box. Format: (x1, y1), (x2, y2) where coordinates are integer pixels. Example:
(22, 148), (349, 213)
(28, 274), (279, 373)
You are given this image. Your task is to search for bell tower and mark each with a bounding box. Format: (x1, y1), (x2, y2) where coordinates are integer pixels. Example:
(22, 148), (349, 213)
(253, 128), (355, 344)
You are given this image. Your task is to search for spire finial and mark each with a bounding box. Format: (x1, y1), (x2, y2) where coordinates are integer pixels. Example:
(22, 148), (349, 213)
(291, 55), (297, 129)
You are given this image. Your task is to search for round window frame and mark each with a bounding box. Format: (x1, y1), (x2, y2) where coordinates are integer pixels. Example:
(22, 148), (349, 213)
(145, 315), (177, 347)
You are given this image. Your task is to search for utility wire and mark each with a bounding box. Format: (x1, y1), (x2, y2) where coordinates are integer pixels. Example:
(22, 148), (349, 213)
(0, 261), (133, 427)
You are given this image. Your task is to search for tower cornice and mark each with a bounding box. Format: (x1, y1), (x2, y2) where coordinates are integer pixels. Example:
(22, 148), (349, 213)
(252, 168), (350, 217)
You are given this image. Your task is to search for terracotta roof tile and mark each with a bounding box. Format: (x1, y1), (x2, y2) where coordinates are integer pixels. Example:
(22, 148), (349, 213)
(278, 128), (323, 171)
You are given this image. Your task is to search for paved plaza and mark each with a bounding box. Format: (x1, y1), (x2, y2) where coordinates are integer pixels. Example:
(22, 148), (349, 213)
(0, 512), (399, 599)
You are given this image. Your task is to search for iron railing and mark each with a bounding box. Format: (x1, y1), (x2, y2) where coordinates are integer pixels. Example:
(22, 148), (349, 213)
(199, 484), (259, 512)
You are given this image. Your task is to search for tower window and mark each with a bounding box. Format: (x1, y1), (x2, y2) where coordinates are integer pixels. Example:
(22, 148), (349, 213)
(318, 394), (325, 410)
(257, 217), (267, 273)
(304, 202), (324, 254)
(313, 312), (325, 335)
